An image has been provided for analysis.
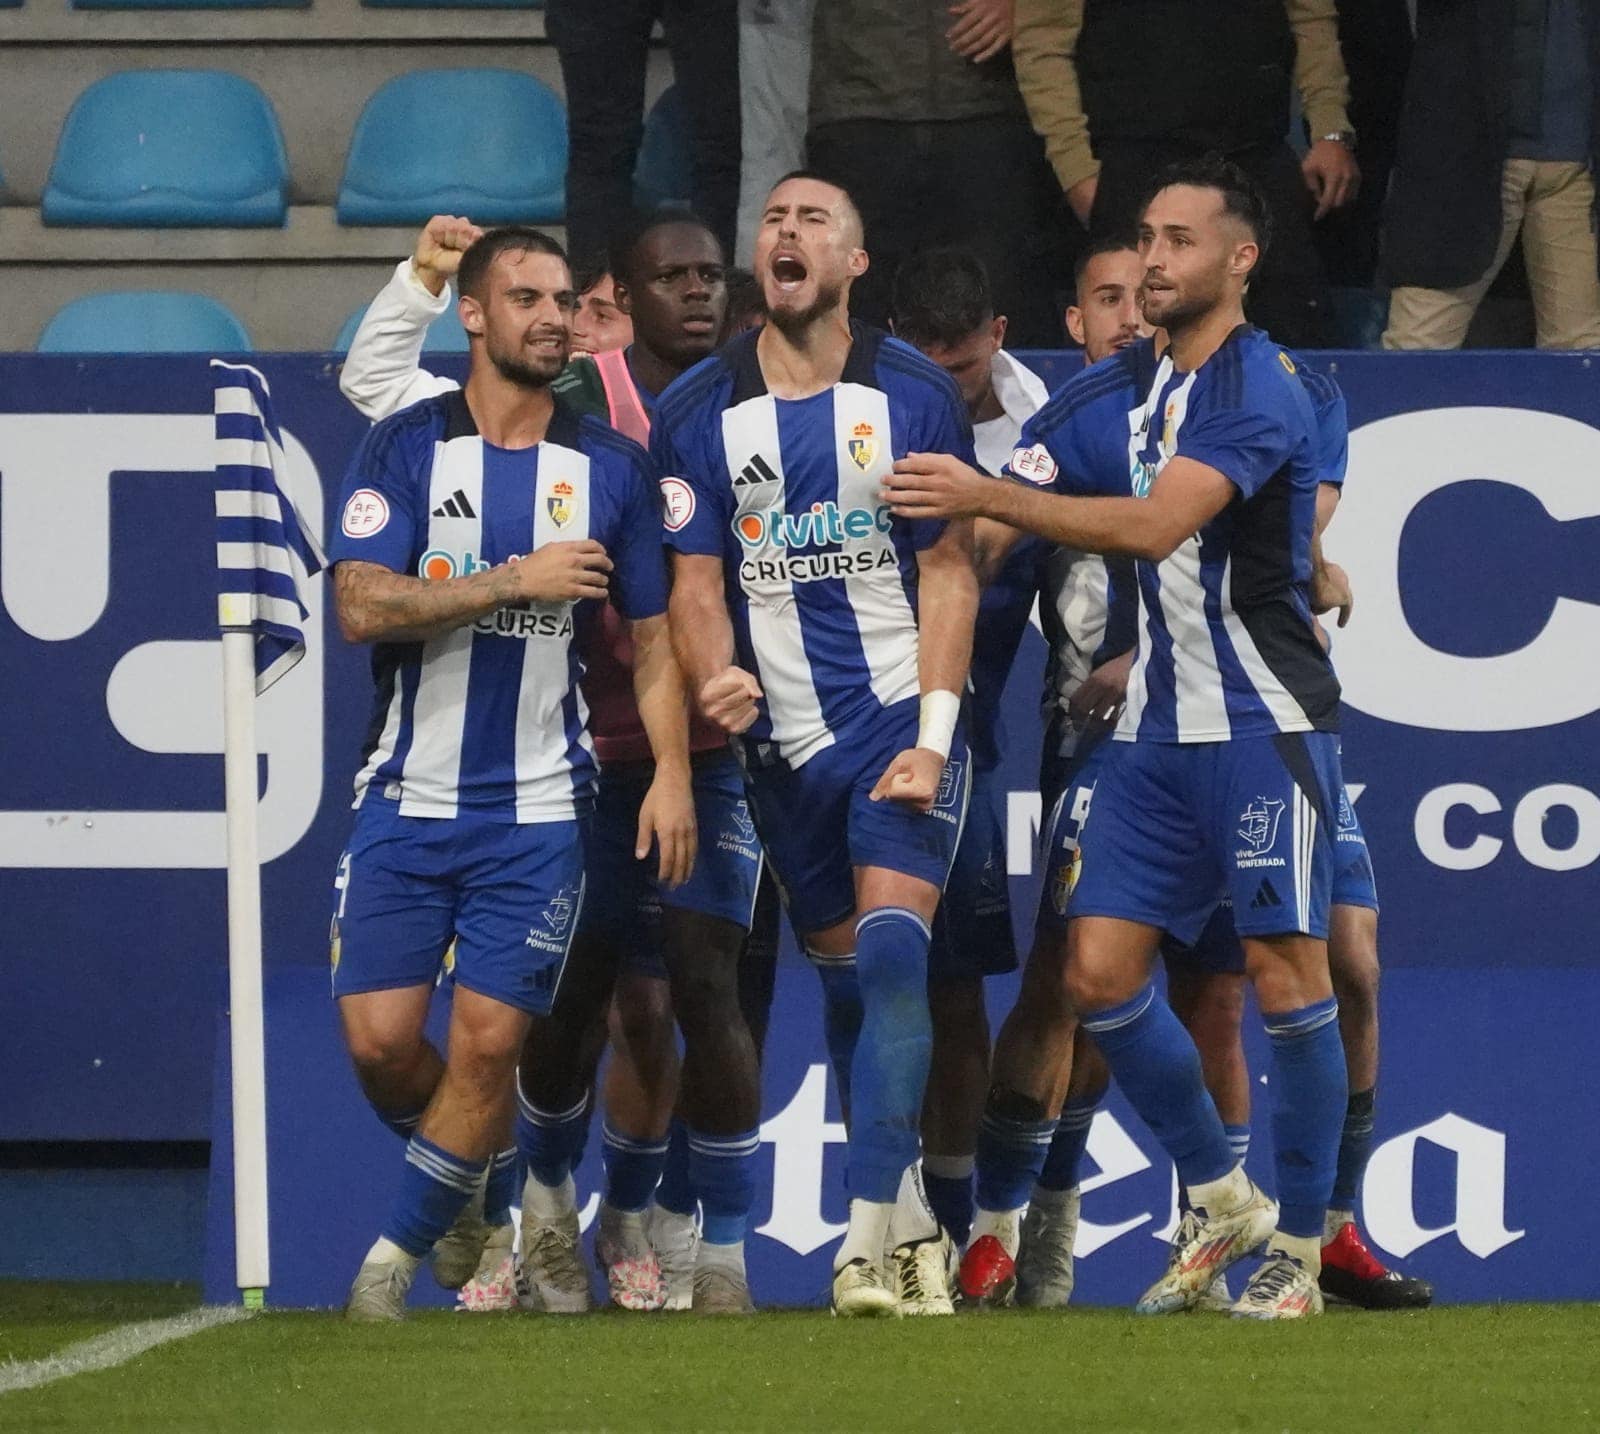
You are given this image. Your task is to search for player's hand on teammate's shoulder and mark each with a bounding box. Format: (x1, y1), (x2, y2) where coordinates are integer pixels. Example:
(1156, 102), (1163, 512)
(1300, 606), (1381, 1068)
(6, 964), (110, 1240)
(637, 762), (697, 889)
(1069, 649), (1133, 736)
(1310, 559), (1353, 628)
(884, 453), (993, 521)
(698, 667), (764, 735)
(499, 540), (612, 604)
(870, 747), (945, 811)
(411, 214), (484, 297)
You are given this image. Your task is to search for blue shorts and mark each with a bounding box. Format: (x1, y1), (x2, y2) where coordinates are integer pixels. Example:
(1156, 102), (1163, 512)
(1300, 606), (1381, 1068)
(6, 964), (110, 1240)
(583, 751), (765, 978)
(929, 764), (1018, 984)
(1034, 736), (1111, 942)
(740, 697), (971, 937)
(330, 793), (588, 1016)
(1160, 780), (1378, 973)
(1070, 732), (1342, 944)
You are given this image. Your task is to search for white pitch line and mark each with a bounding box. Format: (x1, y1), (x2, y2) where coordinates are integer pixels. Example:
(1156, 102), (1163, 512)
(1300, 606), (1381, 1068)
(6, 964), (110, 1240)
(0, 1306), (253, 1396)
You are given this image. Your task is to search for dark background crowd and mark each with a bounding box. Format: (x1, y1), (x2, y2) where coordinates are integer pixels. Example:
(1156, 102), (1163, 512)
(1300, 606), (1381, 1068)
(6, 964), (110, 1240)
(547, 0), (1600, 352)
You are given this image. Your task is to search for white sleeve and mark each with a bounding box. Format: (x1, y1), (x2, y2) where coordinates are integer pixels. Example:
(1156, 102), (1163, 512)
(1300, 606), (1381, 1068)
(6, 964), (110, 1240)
(338, 259), (462, 421)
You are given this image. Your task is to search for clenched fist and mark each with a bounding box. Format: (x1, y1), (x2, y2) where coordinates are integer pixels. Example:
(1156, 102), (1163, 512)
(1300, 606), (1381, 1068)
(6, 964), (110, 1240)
(698, 667), (763, 734)
(412, 214), (484, 297)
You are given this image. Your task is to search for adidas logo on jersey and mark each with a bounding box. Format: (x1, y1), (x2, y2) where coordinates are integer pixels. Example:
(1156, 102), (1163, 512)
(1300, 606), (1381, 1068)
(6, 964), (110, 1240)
(733, 454), (780, 488)
(1249, 879), (1282, 911)
(431, 489), (477, 519)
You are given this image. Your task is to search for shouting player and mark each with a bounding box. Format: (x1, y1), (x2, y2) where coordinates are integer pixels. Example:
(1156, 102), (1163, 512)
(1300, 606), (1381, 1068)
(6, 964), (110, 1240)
(887, 157), (1350, 1319)
(331, 227), (680, 1320)
(656, 172), (980, 1317)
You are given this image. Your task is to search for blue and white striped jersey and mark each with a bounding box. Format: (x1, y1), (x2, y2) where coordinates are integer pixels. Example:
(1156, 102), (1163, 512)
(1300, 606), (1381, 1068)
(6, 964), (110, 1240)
(1297, 362), (1349, 488)
(1008, 327), (1340, 744)
(329, 390), (669, 821)
(655, 323), (975, 768)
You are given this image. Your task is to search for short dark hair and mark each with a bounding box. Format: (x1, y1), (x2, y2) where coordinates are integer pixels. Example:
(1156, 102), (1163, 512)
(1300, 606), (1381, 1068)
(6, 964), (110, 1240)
(1139, 154), (1272, 257)
(723, 266), (765, 329)
(767, 168), (864, 243)
(458, 226), (569, 300)
(610, 207), (723, 285)
(890, 247), (995, 348)
(572, 252), (611, 298)
(1073, 232), (1141, 294)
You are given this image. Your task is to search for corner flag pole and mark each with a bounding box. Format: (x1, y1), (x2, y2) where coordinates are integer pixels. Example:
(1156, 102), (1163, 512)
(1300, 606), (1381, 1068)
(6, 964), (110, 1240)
(220, 623), (271, 1308)
(211, 357), (325, 1309)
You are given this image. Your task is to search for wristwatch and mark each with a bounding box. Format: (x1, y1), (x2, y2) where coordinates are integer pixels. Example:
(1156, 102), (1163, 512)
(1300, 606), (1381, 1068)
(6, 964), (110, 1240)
(1320, 131), (1357, 149)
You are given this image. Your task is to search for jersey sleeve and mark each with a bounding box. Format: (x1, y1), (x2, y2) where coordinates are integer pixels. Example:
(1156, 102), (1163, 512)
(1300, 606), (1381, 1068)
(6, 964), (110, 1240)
(1002, 404), (1102, 497)
(906, 376), (976, 551)
(608, 452), (671, 621)
(652, 402), (727, 557)
(328, 417), (424, 573)
(1174, 397), (1297, 501)
(1310, 380), (1349, 488)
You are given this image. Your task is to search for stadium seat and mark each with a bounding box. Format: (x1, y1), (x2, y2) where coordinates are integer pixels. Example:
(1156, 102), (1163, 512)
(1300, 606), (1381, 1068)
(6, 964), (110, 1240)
(43, 71), (288, 227)
(332, 299), (468, 354)
(37, 292), (252, 352)
(74, 0), (305, 9)
(1329, 287), (1389, 350)
(633, 86), (693, 212)
(337, 70), (565, 225)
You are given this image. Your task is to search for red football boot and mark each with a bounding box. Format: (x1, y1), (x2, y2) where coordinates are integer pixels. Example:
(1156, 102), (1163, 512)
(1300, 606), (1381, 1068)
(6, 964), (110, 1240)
(1319, 1221), (1434, 1309)
(958, 1234), (1017, 1307)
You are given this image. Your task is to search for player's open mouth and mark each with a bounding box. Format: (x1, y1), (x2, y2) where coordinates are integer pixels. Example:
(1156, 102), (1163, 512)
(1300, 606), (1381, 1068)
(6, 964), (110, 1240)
(771, 254), (808, 292)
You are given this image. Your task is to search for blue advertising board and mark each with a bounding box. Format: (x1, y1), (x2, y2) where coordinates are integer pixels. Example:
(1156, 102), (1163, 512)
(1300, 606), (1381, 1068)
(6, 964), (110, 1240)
(0, 352), (1595, 1303)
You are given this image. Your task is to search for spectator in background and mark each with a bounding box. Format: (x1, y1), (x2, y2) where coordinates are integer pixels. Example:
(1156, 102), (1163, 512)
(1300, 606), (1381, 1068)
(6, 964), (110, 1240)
(1012, 0), (1360, 347)
(1382, 1), (1600, 350)
(805, 0), (1068, 347)
(736, 0), (816, 266)
(572, 258), (635, 356)
(546, 0), (741, 266)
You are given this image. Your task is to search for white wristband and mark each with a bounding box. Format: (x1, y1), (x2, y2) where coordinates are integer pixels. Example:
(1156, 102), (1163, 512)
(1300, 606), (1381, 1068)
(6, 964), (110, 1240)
(916, 689), (961, 759)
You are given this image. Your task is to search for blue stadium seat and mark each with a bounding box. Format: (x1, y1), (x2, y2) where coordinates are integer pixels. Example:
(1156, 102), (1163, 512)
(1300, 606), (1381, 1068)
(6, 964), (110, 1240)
(337, 70), (565, 225)
(332, 299), (468, 354)
(37, 292), (252, 352)
(634, 86), (693, 212)
(43, 71), (288, 227)
(74, 0), (305, 10)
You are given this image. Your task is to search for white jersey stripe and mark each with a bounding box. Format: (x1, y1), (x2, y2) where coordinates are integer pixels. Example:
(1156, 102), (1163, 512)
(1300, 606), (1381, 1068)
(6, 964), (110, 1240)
(833, 383), (920, 714)
(515, 442), (595, 821)
(396, 435), (485, 818)
(1152, 535), (1232, 739)
(721, 395), (833, 767)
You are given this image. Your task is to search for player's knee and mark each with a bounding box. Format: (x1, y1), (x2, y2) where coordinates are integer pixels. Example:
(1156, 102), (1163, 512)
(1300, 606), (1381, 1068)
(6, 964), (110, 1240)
(927, 978), (987, 1038)
(1331, 951), (1379, 1023)
(449, 1000), (528, 1075)
(344, 1021), (426, 1083)
(1063, 954), (1132, 1017)
(611, 978), (676, 1066)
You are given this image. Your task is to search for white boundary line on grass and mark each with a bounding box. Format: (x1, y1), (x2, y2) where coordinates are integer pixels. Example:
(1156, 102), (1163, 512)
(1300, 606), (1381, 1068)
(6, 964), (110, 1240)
(0, 1306), (253, 1396)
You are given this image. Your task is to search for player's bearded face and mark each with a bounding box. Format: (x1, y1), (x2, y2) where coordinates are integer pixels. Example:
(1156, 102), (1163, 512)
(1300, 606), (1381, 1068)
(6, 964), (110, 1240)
(477, 251), (573, 389)
(755, 181), (862, 334)
(1137, 187), (1241, 332)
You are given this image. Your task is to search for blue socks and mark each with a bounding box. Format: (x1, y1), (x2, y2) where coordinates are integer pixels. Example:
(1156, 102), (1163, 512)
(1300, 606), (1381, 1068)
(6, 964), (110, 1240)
(516, 1083), (591, 1189)
(484, 1147), (518, 1227)
(1264, 998), (1347, 1239)
(601, 1122), (670, 1214)
(975, 1100), (1056, 1212)
(922, 1154), (975, 1245)
(377, 1107), (423, 1142)
(1038, 1095), (1099, 1192)
(1080, 983), (1235, 1189)
(847, 908), (933, 1202)
(689, 1128), (762, 1245)
(654, 1118), (696, 1218)
(1225, 1123), (1252, 1168)
(811, 951), (863, 1115)
(382, 1134), (485, 1257)
(1331, 1087), (1375, 1212)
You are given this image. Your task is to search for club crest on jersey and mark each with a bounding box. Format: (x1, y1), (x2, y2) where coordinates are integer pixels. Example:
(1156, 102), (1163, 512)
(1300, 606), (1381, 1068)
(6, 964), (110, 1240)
(546, 479), (575, 530)
(848, 420), (878, 472)
(1050, 849), (1081, 916)
(1236, 797), (1286, 856)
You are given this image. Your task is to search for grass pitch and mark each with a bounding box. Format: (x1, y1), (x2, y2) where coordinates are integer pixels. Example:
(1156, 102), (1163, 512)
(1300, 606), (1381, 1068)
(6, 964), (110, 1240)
(1, 1283), (1595, 1433)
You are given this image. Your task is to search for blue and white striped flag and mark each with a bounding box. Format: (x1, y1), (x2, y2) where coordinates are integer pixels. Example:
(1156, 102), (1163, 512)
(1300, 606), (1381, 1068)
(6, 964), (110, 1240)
(212, 360), (326, 693)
